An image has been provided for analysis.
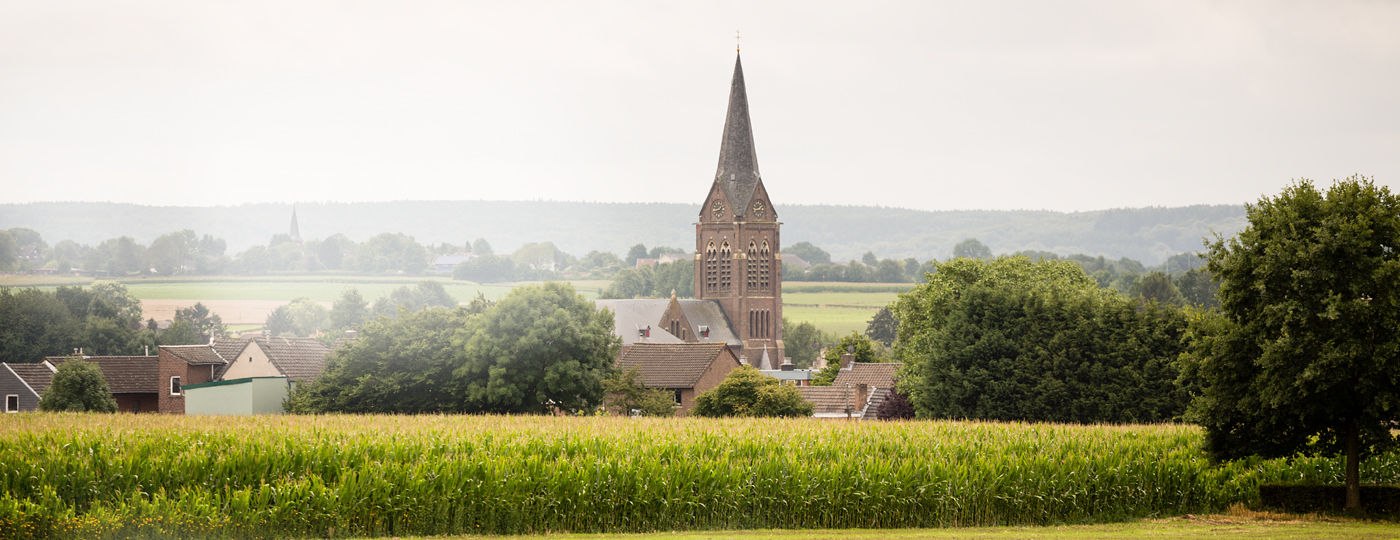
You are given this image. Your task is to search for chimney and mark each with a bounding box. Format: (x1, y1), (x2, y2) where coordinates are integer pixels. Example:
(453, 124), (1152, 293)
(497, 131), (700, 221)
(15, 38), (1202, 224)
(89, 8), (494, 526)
(856, 383), (869, 413)
(840, 353), (855, 371)
(780, 357), (794, 371)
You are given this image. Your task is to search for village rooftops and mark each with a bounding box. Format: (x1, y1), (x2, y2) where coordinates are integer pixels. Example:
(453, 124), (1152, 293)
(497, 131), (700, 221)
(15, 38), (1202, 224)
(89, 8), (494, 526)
(833, 362), (901, 389)
(46, 356), (159, 394)
(618, 342), (734, 389)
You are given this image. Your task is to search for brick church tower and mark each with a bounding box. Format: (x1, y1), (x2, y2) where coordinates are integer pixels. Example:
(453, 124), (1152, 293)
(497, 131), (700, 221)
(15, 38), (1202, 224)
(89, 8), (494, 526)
(694, 53), (784, 367)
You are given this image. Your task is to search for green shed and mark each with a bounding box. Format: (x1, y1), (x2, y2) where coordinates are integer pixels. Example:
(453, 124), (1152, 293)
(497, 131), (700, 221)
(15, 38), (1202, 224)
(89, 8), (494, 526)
(183, 376), (289, 415)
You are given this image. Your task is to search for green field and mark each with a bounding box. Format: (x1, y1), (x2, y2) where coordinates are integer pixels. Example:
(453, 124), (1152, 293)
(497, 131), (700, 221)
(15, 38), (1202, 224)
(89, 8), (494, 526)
(3, 414), (1396, 539)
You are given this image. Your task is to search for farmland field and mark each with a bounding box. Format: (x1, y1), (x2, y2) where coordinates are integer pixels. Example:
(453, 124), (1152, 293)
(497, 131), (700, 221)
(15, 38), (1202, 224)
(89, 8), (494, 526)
(2, 414), (1396, 539)
(0, 275), (905, 334)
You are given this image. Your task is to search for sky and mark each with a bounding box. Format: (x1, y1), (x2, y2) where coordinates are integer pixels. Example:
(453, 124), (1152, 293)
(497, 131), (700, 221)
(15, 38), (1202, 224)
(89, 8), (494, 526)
(1, 1), (1397, 212)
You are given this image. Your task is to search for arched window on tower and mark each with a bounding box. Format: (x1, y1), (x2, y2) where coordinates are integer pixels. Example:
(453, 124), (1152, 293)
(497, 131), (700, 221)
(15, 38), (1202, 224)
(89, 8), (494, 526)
(719, 242), (732, 290)
(759, 240), (772, 290)
(746, 241), (759, 289)
(704, 242), (718, 292)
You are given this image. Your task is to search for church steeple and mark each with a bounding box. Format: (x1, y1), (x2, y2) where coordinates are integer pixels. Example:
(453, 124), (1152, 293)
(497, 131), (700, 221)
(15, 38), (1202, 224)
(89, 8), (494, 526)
(713, 53), (764, 216)
(289, 205), (302, 243)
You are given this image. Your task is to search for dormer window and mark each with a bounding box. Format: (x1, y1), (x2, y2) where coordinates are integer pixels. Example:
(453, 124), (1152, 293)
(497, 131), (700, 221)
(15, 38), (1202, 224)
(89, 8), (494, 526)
(699, 325), (710, 338)
(638, 325), (650, 338)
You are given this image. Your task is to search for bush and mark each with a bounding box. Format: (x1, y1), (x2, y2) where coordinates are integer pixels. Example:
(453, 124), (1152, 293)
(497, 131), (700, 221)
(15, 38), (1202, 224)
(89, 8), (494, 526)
(693, 367), (813, 418)
(39, 360), (117, 412)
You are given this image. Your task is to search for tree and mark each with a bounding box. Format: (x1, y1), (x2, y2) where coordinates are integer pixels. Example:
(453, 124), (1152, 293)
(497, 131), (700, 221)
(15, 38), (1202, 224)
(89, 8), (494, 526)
(813, 332), (881, 386)
(0, 230), (16, 271)
(785, 241), (831, 265)
(330, 288), (369, 330)
(865, 306), (898, 346)
(1184, 176), (1400, 511)
(267, 297), (330, 336)
(893, 256), (1189, 423)
(861, 251), (879, 266)
(455, 283), (619, 414)
(693, 366), (813, 418)
(471, 238), (494, 256)
(40, 359), (118, 412)
(624, 243), (649, 266)
(159, 319), (205, 346)
(453, 254), (516, 283)
(1134, 271), (1184, 306)
(372, 281), (457, 317)
(953, 238), (993, 259)
(782, 318), (830, 368)
(353, 233), (428, 274)
(1175, 268), (1220, 309)
(175, 303), (225, 342)
(602, 367), (676, 417)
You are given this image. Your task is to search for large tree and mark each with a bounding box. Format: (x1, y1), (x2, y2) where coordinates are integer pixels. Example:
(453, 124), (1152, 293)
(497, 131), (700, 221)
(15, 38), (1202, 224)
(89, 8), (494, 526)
(893, 256), (1190, 423)
(1184, 176), (1400, 511)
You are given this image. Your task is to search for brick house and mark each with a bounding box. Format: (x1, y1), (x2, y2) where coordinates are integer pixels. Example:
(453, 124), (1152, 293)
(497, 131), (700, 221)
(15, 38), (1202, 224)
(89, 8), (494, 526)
(46, 356), (161, 412)
(615, 342), (741, 416)
(157, 345), (228, 414)
(798, 355), (903, 420)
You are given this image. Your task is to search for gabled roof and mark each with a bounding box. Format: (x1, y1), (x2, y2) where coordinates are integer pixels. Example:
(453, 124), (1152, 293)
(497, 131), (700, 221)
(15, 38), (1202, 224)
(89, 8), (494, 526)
(860, 387), (893, 421)
(160, 345), (227, 365)
(676, 299), (742, 346)
(258, 337), (330, 382)
(212, 336), (252, 362)
(593, 299), (686, 346)
(47, 356), (158, 394)
(3, 361), (56, 396)
(712, 53), (766, 217)
(833, 362), (901, 389)
(798, 386), (859, 417)
(618, 343), (736, 389)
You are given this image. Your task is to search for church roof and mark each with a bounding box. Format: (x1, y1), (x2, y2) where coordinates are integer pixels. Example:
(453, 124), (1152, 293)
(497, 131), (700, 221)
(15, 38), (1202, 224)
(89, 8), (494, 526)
(676, 299), (743, 347)
(593, 299), (686, 346)
(712, 53), (766, 217)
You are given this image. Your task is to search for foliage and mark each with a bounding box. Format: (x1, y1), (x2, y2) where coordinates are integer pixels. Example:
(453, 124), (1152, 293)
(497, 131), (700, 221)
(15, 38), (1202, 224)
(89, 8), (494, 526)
(4, 415), (1399, 538)
(953, 238), (993, 259)
(0, 230), (16, 271)
(785, 241), (831, 265)
(329, 288), (369, 330)
(453, 254), (516, 283)
(813, 332), (881, 386)
(864, 306), (898, 346)
(371, 281), (457, 317)
(1182, 176), (1400, 510)
(1175, 268), (1220, 309)
(599, 260), (694, 299)
(893, 256), (1189, 423)
(601, 367), (676, 417)
(693, 366), (813, 418)
(38, 360), (117, 412)
(158, 320), (204, 346)
(876, 386), (916, 420)
(174, 302), (225, 342)
(0, 285), (154, 362)
(266, 297), (329, 337)
(1134, 271), (1184, 306)
(290, 283), (615, 415)
(781, 318), (830, 369)
(353, 233), (428, 274)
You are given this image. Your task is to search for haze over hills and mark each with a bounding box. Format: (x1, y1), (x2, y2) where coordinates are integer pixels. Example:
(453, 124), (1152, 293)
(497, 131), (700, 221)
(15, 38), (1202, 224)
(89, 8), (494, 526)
(0, 201), (1246, 265)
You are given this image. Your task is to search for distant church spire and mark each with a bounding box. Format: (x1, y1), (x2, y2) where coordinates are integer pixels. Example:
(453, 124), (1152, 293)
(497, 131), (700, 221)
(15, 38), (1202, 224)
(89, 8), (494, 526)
(289, 205), (302, 243)
(714, 52), (763, 214)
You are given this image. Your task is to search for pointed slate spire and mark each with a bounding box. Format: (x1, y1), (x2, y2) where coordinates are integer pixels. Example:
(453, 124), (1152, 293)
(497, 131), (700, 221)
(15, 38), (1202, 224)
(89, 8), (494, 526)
(713, 53), (763, 216)
(289, 205), (302, 243)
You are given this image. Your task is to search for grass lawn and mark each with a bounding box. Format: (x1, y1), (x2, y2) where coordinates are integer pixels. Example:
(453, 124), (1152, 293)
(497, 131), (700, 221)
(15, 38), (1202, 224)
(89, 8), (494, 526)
(783, 305), (881, 337)
(405, 514), (1398, 539)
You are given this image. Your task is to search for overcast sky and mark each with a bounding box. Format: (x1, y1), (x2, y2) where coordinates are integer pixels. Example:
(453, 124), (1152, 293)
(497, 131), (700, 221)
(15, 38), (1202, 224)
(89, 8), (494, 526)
(1, 1), (1396, 212)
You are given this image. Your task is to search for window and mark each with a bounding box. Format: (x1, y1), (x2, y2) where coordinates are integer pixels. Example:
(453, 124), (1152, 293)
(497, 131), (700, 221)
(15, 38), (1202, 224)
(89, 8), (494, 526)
(719, 242), (732, 290)
(170, 376), (182, 396)
(5, 394), (17, 413)
(672, 389), (683, 405)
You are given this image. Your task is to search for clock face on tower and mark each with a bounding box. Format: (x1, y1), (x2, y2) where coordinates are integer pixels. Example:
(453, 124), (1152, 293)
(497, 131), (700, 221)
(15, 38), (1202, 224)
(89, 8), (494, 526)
(752, 200), (766, 219)
(711, 200), (725, 219)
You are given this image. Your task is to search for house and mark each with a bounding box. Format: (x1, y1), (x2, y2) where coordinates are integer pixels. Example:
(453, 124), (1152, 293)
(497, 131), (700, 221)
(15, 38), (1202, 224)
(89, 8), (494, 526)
(46, 355), (161, 413)
(616, 342), (741, 415)
(157, 345), (229, 414)
(796, 354), (903, 420)
(2, 361), (56, 412)
(214, 336), (331, 389)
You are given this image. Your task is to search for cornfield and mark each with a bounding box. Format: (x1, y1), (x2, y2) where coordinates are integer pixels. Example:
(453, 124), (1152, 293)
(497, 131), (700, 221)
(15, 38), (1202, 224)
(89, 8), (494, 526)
(0, 414), (1395, 539)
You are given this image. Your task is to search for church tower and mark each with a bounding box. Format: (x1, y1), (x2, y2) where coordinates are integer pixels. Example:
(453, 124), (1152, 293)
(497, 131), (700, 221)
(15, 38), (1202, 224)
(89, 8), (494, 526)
(694, 53), (784, 367)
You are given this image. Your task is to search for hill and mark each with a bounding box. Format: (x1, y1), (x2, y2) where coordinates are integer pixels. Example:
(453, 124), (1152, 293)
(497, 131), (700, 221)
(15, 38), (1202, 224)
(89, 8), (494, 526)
(0, 201), (1245, 265)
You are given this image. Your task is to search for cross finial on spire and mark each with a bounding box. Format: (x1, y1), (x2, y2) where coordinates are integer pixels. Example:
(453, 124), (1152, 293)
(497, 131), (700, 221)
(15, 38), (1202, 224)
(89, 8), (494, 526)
(736, 30), (741, 52)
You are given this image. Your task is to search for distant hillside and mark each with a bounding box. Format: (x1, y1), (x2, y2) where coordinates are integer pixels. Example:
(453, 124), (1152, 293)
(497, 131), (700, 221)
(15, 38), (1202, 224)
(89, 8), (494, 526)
(0, 201), (1246, 265)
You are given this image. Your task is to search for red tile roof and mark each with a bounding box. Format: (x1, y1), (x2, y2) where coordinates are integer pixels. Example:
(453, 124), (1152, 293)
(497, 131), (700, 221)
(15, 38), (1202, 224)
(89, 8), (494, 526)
(4, 361), (56, 395)
(160, 345), (227, 365)
(618, 343), (735, 389)
(832, 362), (901, 389)
(47, 356), (158, 394)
